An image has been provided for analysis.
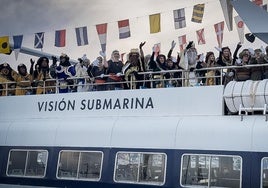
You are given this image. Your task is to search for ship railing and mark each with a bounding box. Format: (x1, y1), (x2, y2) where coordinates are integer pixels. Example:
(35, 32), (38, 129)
(239, 104), (268, 121)
(0, 63), (268, 96)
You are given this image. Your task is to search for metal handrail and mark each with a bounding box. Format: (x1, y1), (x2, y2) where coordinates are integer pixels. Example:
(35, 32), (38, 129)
(1, 63), (268, 96)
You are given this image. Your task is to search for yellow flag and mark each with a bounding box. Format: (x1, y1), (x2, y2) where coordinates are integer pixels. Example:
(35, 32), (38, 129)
(0, 36), (10, 54)
(149, 13), (161, 33)
(191, 4), (205, 23)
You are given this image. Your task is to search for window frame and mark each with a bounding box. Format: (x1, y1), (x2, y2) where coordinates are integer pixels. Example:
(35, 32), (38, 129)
(56, 150), (103, 181)
(261, 157), (268, 188)
(180, 153), (243, 188)
(6, 149), (48, 178)
(113, 151), (167, 186)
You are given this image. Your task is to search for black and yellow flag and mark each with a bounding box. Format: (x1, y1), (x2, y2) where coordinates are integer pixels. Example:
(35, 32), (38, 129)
(191, 4), (205, 23)
(0, 36), (10, 54)
(149, 13), (161, 33)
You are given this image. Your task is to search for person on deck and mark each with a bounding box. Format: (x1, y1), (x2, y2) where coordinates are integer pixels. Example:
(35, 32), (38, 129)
(123, 42), (146, 89)
(205, 52), (217, 86)
(234, 50), (251, 81)
(104, 50), (124, 90)
(34, 56), (56, 94)
(250, 48), (265, 81)
(0, 63), (18, 96)
(75, 55), (91, 92)
(164, 57), (180, 87)
(179, 41), (198, 86)
(148, 41), (176, 88)
(91, 57), (107, 91)
(216, 46), (234, 85)
(15, 63), (33, 95)
(54, 53), (76, 93)
(263, 46), (268, 79)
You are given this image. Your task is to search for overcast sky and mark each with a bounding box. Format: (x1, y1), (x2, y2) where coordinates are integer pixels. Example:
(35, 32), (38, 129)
(0, 0), (267, 70)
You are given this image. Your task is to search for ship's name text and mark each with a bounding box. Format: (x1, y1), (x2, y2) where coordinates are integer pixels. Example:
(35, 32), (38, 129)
(38, 97), (154, 112)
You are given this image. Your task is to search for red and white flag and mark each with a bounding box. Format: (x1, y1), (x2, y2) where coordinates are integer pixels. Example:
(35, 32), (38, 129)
(118, 19), (131, 39)
(196, 28), (206, 45)
(178, 35), (187, 52)
(253, 0), (263, 6)
(234, 16), (244, 43)
(96, 23), (108, 52)
(214, 21), (224, 48)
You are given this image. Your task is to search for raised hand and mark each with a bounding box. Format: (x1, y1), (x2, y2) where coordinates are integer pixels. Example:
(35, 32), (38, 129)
(139, 41), (146, 49)
(171, 40), (176, 50)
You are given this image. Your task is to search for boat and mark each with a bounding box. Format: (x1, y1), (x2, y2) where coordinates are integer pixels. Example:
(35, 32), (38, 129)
(1, 0), (268, 187)
(0, 65), (268, 188)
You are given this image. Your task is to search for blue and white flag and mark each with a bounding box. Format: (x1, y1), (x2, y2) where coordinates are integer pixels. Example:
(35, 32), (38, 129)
(34, 32), (44, 49)
(75, 26), (89, 46)
(13, 35), (23, 49)
(13, 35), (23, 60)
(173, 8), (186, 29)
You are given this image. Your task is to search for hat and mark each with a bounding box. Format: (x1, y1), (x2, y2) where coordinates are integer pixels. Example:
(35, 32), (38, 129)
(245, 33), (255, 43)
(205, 51), (214, 63)
(166, 58), (173, 62)
(112, 50), (119, 54)
(0, 63), (11, 71)
(222, 46), (230, 52)
(239, 50), (250, 59)
(130, 48), (139, 54)
(60, 53), (69, 60)
(254, 49), (262, 54)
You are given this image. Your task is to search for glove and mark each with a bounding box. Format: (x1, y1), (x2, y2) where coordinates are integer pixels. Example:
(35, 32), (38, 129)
(81, 54), (87, 61)
(92, 59), (99, 66)
(99, 51), (106, 57)
(248, 48), (254, 55)
(139, 41), (146, 49)
(214, 46), (222, 52)
(116, 72), (122, 77)
(171, 40), (176, 50)
(100, 74), (104, 78)
(52, 56), (57, 65)
(236, 58), (242, 65)
(186, 41), (193, 50)
(228, 72), (234, 77)
(261, 46), (265, 54)
(199, 53), (204, 62)
(236, 42), (242, 49)
(30, 59), (35, 65)
(152, 45), (157, 52)
(171, 56), (177, 63)
(153, 43), (160, 52)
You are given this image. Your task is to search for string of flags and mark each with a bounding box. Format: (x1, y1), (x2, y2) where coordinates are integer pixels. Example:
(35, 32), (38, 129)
(0, 0), (267, 58)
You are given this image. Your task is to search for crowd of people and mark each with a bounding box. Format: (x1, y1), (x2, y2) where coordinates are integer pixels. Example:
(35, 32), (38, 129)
(1, 41), (268, 96)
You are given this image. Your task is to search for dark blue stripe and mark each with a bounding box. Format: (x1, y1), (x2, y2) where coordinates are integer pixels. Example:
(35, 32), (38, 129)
(119, 31), (130, 39)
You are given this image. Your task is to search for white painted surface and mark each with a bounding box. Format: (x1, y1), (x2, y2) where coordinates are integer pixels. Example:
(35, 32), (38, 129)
(0, 86), (224, 120)
(1, 114), (268, 152)
(1, 86), (267, 153)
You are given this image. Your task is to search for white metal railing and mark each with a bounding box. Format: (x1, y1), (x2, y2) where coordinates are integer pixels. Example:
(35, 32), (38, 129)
(1, 63), (268, 96)
(239, 104), (268, 121)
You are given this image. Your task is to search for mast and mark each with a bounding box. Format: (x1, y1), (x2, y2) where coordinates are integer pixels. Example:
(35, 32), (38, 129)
(9, 43), (78, 64)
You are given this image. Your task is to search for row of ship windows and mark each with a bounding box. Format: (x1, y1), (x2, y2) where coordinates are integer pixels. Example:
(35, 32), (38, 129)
(4, 149), (268, 188)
